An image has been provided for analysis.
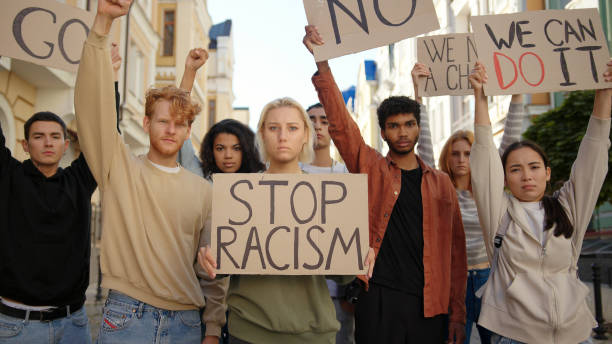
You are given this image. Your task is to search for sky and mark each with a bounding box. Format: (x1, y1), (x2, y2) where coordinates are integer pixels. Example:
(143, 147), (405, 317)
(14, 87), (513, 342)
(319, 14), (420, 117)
(206, 0), (378, 130)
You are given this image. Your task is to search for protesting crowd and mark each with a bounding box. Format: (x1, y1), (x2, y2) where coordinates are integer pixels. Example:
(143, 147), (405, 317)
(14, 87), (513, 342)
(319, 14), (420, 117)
(0, 0), (611, 344)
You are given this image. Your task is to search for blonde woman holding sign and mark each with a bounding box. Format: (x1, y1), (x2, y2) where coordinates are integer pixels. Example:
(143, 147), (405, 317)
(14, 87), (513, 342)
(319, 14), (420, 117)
(469, 60), (612, 344)
(199, 98), (356, 344)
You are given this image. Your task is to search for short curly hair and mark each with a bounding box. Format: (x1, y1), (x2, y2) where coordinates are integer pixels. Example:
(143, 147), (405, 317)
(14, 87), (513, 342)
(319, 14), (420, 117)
(145, 86), (201, 124)
(377, 96), (420, 130)
(199, 119), (265, 179)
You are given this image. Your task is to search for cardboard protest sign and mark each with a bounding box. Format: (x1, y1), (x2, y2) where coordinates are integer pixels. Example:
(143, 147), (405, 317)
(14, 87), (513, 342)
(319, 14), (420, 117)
(472, 9), (610, 95)
(303, 0), (440, 61)
(211, 173), (369, 275)
(417, 33), (478, 96)
(0, 0), (94, 73)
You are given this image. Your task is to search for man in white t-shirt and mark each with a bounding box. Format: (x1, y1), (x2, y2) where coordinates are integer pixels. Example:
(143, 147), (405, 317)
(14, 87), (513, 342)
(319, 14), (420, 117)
(301, 103), (353, 344)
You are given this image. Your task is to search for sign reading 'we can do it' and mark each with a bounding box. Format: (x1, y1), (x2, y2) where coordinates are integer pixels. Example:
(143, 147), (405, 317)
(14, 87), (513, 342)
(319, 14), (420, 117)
(472, 8), (611, 95)
(211, 173), (369, 275)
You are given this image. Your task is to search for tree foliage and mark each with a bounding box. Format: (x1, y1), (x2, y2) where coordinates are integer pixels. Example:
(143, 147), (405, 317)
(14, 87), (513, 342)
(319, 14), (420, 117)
(522, 90), (612, 206)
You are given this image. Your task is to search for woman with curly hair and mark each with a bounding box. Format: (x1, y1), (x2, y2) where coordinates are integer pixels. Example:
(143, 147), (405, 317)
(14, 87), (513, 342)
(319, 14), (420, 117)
(198, 119), (265, 179)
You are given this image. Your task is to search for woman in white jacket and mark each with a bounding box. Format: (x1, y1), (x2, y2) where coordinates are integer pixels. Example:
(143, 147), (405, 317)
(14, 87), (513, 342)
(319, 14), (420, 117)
(468, 60), (612, 344)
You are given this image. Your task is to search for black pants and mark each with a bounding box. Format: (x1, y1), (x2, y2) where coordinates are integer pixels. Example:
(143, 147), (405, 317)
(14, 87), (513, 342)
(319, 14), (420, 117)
(355, 283), (446, 344)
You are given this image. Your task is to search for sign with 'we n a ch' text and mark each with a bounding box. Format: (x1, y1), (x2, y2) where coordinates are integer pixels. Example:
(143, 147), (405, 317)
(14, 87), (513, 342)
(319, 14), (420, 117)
(471, 9), (611, 95)
(417, 33), (479, 96)
(211, 173), (369, 275)
(0, 0), (94, 73)
(303, 0), (440, 61)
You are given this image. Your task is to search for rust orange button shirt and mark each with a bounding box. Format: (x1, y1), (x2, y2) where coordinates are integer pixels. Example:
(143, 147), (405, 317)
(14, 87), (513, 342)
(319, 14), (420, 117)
(312, 69), (467, 324)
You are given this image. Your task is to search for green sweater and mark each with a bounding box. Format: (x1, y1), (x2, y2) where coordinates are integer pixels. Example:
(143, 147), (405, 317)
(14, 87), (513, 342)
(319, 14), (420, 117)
(228, 275), (353, 343)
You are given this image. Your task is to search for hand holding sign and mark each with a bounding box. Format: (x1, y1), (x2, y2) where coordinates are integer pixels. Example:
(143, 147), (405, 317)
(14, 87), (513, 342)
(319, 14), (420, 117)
(469, 62), (488, 95)
(198, 245), (217, 279)
(471, 62), (492, 126)
(364, 247), (375, 280)
(303, 25), (325, 56)
(411, 63), (430, 103)
(592, 59), (612, 120)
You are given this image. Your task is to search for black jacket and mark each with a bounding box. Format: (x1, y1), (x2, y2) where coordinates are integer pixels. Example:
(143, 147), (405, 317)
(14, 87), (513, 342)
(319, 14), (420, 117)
(0, 130), (96, 306)
(0, 83), (120, 306)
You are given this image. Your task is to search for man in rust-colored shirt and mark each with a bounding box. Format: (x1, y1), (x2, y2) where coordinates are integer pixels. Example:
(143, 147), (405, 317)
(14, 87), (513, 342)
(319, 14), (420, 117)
(304, 27), (467, 344)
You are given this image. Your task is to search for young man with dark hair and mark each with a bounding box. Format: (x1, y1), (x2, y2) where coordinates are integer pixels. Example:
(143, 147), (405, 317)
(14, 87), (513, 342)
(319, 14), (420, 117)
(304, 26), (467, 344)
(0, 48), (124, 342)
(0, 112), (93, 343)
(75, 1), (227, 343)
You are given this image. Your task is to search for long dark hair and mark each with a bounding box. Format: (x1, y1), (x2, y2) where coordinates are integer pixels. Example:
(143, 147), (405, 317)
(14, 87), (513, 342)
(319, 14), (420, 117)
(501, 140), (574, 238)
(200, 119), (265, 179)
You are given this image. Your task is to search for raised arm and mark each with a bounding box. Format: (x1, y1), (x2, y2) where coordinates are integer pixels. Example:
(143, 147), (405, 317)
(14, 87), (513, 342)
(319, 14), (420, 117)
(498, 94), (525, 155)
(468, 62), (507, 260)
(177, 48), (208, 175)
(179, 48), (208, 93)
(0, 123), (21, 177)
(74, 0), (131, 188)
(411, 63), (435, 167)
(304, 26), (382, 173)
(560, 60), (612, 255)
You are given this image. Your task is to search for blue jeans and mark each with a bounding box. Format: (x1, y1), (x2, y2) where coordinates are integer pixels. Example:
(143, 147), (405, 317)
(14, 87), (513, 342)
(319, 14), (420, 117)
(465, 268), (493, 344)
(96, 290), (201, 344)
(491, 333), (593, 344)
(0, 306), (91, 343)
(332, 298), (355, 344)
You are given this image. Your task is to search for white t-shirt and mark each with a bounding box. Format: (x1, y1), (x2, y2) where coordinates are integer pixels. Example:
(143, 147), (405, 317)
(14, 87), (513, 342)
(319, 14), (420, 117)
(148, 159), (181, 174)
(520, 201), (547, 246)
(300, 161), (349, 174)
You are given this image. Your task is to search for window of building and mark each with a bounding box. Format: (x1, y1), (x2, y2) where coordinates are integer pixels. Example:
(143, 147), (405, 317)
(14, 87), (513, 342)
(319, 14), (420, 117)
(163, 10), (175, 56)
(128, 44), (144, 99)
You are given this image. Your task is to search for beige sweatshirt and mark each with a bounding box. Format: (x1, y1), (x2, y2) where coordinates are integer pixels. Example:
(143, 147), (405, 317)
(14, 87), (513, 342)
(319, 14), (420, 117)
(75, 31), (228, 336)
(470, 115), (610, 344)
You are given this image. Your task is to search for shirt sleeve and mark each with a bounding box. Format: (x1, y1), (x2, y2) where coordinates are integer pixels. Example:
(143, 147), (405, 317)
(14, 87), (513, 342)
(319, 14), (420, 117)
(312, 70), (383, 174)
(498, 102), (525, 156)
(470, 124), (508, 261)
(416, 104), (435, 168)
(0, 122), (21, 178)
(555, 116), (610, 259)
(194, 198), (229, 337)
(69, 153), (98, 195)
(178, 139), (204, 178)
(75, 31), (128, 190)
(448, 183), (467, 324)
